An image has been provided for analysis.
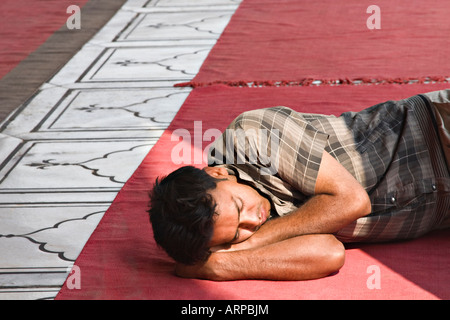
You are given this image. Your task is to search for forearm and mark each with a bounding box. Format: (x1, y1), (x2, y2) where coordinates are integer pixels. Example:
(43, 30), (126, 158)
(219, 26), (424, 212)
(176, 234), (345, 281)
(234, 191), (369, 251)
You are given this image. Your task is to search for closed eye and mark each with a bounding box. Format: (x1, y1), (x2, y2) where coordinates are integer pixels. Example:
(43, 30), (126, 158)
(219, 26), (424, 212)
(230, 197), (242, 243)
(231, 229), (239, 243)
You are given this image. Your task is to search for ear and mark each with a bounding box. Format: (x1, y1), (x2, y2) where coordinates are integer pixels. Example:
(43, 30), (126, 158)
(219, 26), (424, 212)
(202, 166), (229, 179)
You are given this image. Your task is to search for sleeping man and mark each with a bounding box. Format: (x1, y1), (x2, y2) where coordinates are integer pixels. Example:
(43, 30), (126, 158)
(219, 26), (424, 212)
(149, 90), (450, 281)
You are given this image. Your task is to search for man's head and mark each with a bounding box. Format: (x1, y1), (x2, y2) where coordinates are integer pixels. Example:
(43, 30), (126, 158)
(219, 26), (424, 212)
(148, 166), (270, 265)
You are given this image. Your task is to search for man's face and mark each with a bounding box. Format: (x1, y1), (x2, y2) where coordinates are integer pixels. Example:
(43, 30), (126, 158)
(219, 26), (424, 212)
(205, 168), (271, 248)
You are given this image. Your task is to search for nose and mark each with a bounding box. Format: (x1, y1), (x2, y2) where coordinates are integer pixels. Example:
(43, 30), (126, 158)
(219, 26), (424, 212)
(239, 206), (261, 231)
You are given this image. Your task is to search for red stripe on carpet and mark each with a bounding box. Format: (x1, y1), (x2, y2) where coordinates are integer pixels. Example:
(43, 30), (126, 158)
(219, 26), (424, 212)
(0, 0), (89, 79)
(56, 83), (450, 300)
(181, 0), (450, 87)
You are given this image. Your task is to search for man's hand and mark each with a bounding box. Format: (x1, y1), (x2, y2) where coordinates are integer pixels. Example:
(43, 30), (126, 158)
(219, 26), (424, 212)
(209, 238), (258, 253)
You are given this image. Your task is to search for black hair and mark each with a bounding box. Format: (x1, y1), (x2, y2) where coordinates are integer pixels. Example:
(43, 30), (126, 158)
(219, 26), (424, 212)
(148, 166), (222, 265)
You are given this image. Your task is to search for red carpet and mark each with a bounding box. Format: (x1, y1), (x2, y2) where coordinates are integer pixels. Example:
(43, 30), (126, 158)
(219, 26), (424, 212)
(56, 0), (450, 300)
(180, 0), (450, 87)
(0, 0), (88, 79)
(56, 83), (450, 300)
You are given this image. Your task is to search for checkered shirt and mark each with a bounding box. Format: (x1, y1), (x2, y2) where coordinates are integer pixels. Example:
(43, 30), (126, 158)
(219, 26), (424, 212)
(208, 94), (450, 242)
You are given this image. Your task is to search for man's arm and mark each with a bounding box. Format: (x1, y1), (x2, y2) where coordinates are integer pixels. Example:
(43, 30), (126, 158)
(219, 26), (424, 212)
(176, 234), (345, 281)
